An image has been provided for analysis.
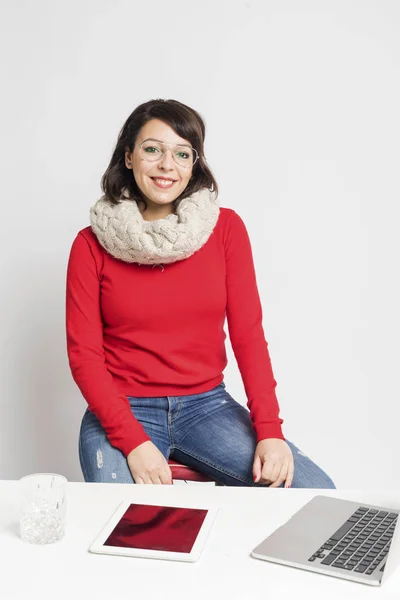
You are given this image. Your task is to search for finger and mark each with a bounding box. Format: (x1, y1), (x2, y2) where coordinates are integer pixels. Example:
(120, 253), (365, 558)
(166, 464), (173, 484)
(134, 476), (144, 485)
(261, 458), (283, 486)
(252, 454), (262, 483)
(141, 474), (153, 485)
(269, 460), (289, 488)
(285, 460), (295, 488)
(150, 475), (163, 485)
(270, 460), (283, 484)
(160, 469), (173, 485)
(260, 460), (276, 484)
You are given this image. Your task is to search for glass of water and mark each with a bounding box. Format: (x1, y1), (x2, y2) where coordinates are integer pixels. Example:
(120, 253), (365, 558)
(19, 473), (67, 544)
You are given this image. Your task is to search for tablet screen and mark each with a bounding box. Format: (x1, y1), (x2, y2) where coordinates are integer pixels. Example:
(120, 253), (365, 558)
(103, 503), (208, 553)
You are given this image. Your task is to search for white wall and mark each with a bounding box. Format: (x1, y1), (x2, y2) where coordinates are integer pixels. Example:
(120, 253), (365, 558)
(0, 0), (399, 488)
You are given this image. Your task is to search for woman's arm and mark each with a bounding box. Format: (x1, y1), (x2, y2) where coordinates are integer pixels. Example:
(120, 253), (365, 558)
(224, 210), (284, 441)
(66, 231), (150, 457)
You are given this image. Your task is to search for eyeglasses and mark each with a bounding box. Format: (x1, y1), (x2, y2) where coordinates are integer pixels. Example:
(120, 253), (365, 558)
(138, 139), (199, 168)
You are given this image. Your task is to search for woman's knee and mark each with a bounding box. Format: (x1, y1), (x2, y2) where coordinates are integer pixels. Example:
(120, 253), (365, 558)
(79, 440), (134, 483)
(79, 413), (134, 484)
(287, 441), (336, 489)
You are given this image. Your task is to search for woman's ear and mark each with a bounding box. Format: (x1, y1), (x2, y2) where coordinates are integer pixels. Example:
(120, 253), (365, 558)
(124, 148), (132, 169)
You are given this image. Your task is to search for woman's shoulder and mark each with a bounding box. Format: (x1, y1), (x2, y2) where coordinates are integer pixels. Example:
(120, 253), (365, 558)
(218, 206), (246, 231)
(219, 206), (235, 216)
(216, 207), (252, 251)
(218, 206), (240, 225)
(74, 226), (104, 248)
(71, 226), (104, 259)
(76, 225), (97, 242)
(77, 226), (95, 241)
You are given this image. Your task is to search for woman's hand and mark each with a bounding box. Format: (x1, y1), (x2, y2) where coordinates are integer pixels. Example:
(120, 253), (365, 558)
(252, 438), (294, 488)
(127, 441), (173, 484)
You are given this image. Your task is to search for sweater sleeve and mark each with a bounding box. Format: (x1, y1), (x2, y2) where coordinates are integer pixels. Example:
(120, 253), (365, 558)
(224, 211), (284, 441)
(66, 231), (151, 457)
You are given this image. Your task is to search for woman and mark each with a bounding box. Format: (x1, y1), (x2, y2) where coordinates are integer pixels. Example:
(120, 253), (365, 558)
(66, 98), (335, 488)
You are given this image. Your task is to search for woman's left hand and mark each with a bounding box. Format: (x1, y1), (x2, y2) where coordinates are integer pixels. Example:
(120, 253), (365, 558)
(252, 438), (294, 488)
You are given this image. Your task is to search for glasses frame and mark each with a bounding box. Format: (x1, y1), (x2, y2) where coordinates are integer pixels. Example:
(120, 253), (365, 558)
(138, 139), (199, 169)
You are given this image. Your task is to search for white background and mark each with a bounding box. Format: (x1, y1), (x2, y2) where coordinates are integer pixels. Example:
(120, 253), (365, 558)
(0, 0), (399, 488)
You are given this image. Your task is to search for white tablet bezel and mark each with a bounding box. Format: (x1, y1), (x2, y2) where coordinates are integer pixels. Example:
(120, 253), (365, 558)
(89, 500), (219, 562)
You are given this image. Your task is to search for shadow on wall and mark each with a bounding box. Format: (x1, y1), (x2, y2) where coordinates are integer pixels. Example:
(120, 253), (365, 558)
(1, 259), (84, 481)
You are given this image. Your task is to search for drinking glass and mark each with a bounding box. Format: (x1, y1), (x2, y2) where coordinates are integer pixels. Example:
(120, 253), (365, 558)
(19, 473), (67, 544)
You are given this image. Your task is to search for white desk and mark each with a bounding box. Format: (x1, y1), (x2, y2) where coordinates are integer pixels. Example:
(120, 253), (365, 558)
(1, 482), (399, 600)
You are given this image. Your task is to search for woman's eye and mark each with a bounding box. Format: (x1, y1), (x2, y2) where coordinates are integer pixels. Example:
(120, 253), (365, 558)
(177, 152), (189, 159)
(144, 146), (161, 153)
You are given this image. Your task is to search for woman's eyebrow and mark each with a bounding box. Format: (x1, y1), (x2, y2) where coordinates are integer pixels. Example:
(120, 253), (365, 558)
(142, 137), (191, 148)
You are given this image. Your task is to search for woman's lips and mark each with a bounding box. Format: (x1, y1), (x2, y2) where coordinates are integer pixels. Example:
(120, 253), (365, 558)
(151, 177), (176, 189)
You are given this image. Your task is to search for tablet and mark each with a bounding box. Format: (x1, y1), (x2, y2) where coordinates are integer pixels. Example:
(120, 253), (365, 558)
(89, 501), (219, 562)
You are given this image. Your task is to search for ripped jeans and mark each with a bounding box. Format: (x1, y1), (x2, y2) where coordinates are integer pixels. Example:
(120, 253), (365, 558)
(78, 382), (335, 488)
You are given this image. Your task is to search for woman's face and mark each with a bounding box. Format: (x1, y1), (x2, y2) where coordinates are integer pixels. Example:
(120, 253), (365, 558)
(125, 119), (194, 207)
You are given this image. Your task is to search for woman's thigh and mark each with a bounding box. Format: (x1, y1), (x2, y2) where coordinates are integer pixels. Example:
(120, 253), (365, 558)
(172, 383), (336, 488)
(79, 397), (171, 483)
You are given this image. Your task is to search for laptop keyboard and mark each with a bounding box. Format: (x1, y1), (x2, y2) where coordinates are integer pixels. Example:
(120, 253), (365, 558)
(308, 506), (398, 575)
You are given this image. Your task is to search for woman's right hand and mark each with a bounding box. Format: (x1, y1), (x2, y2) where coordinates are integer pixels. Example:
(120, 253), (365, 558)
(127, 441), (173, 484)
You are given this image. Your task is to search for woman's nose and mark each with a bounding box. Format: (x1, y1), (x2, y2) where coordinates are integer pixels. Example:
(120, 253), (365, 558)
(158, 149), (175, 169)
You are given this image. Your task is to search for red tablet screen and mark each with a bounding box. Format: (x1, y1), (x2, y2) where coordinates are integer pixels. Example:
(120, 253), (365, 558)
(104, 504), (208, 553)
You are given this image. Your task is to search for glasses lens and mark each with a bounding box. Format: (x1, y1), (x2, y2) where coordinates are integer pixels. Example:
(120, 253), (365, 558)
(173, 146), (196, 167)
(140, 141), (164, 162)
(140, 142), (197, 167)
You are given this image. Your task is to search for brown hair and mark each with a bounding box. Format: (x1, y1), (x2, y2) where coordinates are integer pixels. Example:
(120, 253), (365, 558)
(101, 99), (218, 211)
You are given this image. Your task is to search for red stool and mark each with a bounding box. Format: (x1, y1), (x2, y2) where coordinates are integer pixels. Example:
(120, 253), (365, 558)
(168, 459), (218, 484)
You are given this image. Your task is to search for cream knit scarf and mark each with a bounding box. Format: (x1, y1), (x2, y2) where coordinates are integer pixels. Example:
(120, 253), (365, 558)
(90, 187), (219, 267)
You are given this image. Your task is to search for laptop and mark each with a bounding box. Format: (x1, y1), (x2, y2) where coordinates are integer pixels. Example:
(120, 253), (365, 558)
(251, 495), (400, 586)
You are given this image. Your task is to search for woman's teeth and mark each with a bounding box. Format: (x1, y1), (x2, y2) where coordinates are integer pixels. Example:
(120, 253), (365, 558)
(152, 178), (176, 188)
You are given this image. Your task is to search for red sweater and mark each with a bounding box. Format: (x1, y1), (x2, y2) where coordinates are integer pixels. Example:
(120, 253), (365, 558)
(66, 207), (284, 457)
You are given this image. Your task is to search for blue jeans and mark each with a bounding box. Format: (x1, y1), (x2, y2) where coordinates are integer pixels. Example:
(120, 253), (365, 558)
(79, 382), (335, 488)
